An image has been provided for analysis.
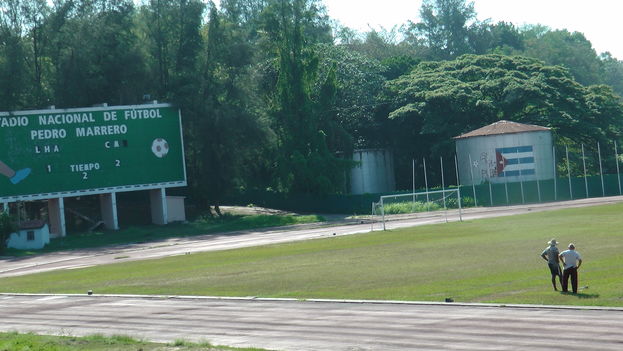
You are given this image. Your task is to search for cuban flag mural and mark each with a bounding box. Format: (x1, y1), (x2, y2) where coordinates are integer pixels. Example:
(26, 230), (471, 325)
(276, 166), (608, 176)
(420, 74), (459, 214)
(495, 145), (536, 177)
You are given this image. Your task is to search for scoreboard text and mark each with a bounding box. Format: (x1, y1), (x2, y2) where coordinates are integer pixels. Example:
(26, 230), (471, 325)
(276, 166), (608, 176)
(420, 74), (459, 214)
(0, 104), (186, 201)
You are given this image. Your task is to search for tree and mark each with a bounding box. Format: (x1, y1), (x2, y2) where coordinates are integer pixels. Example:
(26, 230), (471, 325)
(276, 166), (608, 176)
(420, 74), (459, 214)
(0, 211), (17, 254)
(140, 0), (177, 97)
(380, 55), (420, 80)
(346, 27), (415, 62)
(468, 21), (524, 55)
(187, 1), (271, 213)
(260, 0), (351, 194)
(600, 52), (623, 97)
(521, 29), (604, 87)
(0, 0), (30, 109)
(314, 44), (388, 149)
(45, 0), (148, 107)
(386, 54), (623, 188)
(405, 0), (476, 60)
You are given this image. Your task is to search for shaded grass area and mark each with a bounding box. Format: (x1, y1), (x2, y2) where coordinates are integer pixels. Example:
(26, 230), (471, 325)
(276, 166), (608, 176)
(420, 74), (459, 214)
(2, 204), (623, 306)
(4, 213), (322, 256)
(0, 332), (268, 351)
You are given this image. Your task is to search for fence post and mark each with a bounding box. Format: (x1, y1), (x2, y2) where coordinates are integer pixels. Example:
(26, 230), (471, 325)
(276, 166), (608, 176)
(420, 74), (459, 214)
(553, 146), (557, 201)
(381, 197), (385, 231)
(371, 202), (375, 232)
(517, 149), (525, 204)
(468, 154), (478, 207)
(616, 141), (622, 195)
(535, 160), (542, 203)
(423, 158), (429, 202)
(598, 142), (605, 197)
(566, 145), (573, 199)
(457, 187), (463, 221)
(503, 145), (509, 204)
(412, 159), (416, 211)
(504, 176), (509, 204)
(440, 156), (446, 209)
(454, 154), (461, 190)
(582, 144), (588, 198)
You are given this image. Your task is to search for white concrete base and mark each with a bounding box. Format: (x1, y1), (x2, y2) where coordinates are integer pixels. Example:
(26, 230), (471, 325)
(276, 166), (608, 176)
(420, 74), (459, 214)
(150, 188), (168, 225)
(47, 198), (66, 238)
(100, 193), (119, 230)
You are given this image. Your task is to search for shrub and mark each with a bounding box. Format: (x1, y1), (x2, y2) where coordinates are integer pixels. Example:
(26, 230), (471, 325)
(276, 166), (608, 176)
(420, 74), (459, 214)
(383, 201), (442, 214)
(0, 212), (17, 254)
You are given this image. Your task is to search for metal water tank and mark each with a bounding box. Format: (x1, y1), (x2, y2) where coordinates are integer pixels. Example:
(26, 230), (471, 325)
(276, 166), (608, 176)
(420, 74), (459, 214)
(350, 149), (396, 194)
(454, 120), (554, 186)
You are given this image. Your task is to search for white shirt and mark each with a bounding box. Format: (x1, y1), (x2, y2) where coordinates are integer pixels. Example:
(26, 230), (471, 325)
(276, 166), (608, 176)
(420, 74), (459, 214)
(560, 249), (582, 269)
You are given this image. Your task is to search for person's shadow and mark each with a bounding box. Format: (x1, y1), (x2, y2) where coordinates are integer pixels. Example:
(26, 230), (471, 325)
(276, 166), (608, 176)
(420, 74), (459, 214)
(560, 291), (599, 299)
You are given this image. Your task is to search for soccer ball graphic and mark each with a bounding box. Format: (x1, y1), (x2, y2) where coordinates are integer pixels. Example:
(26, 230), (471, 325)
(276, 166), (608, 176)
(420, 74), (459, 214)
(151, 138), (169, 158)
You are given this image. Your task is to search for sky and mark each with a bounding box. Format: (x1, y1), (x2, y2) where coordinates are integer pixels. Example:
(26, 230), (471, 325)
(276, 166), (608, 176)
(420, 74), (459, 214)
(323, 0), (623, 59)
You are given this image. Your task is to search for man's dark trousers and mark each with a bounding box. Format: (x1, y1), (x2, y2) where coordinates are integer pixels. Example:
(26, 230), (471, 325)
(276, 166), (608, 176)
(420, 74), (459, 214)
(562, 267), (578, 293)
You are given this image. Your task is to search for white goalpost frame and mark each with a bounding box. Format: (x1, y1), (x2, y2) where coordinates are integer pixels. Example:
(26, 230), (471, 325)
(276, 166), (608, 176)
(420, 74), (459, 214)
(376, 188), (463, 231)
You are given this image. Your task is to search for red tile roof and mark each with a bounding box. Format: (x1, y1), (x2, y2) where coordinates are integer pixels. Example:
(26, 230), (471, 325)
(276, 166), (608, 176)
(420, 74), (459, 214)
(18, 219), (47, 230)
(454, 120), (550, 139)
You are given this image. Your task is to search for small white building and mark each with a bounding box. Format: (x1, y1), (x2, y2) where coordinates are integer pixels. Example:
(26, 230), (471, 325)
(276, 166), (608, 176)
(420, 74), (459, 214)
(7, 219), (50, 250)
(454, 120), (554, 186)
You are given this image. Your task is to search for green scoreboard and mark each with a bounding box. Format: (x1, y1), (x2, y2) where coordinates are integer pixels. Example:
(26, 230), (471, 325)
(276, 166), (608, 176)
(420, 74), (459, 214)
(0, 104), (186, 202)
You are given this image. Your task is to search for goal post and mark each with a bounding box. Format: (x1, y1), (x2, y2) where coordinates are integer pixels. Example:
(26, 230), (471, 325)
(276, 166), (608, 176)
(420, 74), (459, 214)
(372, 188), (463, 230)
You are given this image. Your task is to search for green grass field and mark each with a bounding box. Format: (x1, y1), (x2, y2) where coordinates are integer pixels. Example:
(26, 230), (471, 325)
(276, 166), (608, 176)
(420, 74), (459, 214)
(3, 213), (322, 256)
(0, 332), (267, 351)
(1, 203), (623, 307)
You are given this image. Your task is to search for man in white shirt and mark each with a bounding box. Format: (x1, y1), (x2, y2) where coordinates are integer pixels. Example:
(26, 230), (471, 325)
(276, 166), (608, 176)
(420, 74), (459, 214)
(559, 243), (583, 294)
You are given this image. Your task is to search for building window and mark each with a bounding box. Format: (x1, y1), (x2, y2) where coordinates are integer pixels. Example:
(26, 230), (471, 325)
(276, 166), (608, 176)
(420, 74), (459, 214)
(27, 231), (35, 241)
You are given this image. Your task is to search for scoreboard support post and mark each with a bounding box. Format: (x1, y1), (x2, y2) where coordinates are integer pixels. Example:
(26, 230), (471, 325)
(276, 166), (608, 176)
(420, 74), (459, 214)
(99, 192), (119, 230)
(150, 188), (168, 225)
(47, 198), (67, 237)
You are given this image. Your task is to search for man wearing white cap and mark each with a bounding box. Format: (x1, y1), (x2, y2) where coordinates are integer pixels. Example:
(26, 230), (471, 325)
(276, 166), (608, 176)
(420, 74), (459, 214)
(559, 243), (583, 294)
(540, 239), (562, 291)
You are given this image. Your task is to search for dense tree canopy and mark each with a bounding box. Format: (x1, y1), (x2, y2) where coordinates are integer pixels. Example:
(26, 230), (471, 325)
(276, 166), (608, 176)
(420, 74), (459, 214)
(386, 54), (623, 187)
(521, 29), (604, 87)
(1, 0), (623, 209)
